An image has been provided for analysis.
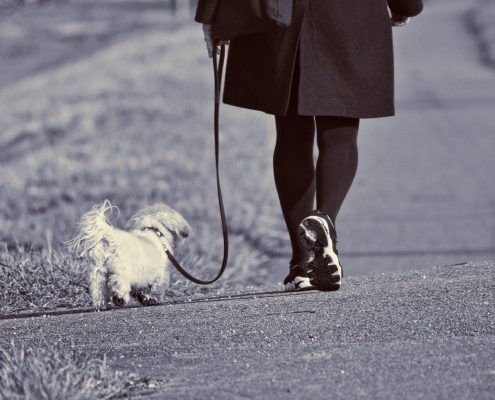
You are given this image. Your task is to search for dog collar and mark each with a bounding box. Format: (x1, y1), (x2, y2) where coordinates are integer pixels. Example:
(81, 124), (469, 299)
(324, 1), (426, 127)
(141, 227), (173, 254)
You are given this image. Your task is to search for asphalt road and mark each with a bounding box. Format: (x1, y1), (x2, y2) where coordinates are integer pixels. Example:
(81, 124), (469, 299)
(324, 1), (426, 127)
(0, 262), (493, 399)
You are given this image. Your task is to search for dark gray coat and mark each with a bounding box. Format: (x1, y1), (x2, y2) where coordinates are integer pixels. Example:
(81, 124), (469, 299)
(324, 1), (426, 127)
(196, 0), (423, 118)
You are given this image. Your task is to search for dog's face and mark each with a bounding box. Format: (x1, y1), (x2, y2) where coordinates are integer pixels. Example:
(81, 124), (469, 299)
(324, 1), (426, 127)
(125, 204), (191, 248)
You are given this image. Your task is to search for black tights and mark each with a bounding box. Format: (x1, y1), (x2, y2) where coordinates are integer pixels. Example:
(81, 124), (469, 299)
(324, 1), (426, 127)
(273, 114), (359, 264)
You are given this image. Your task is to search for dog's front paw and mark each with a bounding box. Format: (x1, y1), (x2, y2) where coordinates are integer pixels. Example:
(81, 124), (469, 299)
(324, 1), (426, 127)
(136, 292), (159, 306)
(145, 297), (159, 306)
(112, 295), (126, 307)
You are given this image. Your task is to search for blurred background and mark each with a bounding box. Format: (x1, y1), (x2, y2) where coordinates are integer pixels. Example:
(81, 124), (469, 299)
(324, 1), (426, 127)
(0, 0), (493, 299)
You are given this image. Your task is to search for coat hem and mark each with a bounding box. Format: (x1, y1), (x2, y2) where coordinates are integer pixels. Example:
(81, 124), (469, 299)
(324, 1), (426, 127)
(223, 98), (395, 119)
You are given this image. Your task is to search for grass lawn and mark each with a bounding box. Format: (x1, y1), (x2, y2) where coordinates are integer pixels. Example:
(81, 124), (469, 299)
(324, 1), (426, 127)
(0, 342), (155, 399)
(0, 3), (289, 315)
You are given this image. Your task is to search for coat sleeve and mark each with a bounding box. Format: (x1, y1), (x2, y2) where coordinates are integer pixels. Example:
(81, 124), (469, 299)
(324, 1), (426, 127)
(195, 0), (221, 24)
(387, 0), (423, 17)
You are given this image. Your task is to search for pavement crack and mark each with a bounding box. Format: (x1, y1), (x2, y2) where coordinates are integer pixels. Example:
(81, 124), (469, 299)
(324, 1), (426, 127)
(267, 310), (317, 316)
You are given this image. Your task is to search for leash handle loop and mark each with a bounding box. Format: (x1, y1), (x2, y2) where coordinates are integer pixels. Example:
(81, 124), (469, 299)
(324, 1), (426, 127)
(166, 43), (229, 285)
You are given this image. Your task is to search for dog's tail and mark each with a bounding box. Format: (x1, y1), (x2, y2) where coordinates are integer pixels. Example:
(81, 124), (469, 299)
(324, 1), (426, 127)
(66, 199), (119, 260)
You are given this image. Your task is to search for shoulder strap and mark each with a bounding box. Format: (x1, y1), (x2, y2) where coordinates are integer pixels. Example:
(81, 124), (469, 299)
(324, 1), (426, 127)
(165, 43), (229, 285)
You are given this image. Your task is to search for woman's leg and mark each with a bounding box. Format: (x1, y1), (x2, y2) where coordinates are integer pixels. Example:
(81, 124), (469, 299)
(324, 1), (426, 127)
(315, 116), (360, 224)
(273, 114), (316, 265)
(289, 116), (358, 291)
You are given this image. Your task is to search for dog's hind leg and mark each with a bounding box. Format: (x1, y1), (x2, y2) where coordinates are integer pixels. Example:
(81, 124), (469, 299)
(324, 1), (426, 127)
(108, 274), (131, 307)
(89, 264), (108, 310)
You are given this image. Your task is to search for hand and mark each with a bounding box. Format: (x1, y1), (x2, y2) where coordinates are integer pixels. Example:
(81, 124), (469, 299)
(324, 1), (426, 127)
(202, 24), (230, 58)
(203, 24), (215, 58)
(391, 12), (410, 27)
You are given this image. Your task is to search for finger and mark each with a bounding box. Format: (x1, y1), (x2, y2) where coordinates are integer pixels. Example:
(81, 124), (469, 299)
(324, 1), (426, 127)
(202, 24), (212, 35)
(206, 40), (213, 57)
(391, 17), (410, 27)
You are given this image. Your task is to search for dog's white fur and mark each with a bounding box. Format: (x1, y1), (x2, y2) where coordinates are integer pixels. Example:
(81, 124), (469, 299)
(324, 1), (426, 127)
(67, 200), (190, 309)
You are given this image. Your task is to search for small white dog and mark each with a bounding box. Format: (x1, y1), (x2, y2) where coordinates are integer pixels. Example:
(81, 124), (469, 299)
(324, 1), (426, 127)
(67, 200), (190, 309)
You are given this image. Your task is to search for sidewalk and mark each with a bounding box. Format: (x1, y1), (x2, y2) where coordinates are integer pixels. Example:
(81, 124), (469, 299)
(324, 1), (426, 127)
(332, 0), (495, 276)
(266, 0), (495, 281)
(0, 262), (493, 399)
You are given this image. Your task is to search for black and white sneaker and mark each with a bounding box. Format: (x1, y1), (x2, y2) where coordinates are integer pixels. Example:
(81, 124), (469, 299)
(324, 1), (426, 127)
(283, 261), (315, 292)
(298, 210), (343, 291)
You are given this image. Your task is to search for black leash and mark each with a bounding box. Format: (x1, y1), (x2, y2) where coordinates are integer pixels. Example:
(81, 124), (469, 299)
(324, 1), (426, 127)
(165, 43), (229, 285)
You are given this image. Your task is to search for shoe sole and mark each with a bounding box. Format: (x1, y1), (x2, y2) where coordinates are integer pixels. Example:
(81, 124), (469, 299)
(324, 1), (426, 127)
(299, 215), (342, 291)
(284, 276), (315, 292)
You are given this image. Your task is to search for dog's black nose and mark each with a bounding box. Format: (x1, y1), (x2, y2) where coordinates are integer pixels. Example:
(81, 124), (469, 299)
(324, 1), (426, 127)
(180, 231), (189, 238)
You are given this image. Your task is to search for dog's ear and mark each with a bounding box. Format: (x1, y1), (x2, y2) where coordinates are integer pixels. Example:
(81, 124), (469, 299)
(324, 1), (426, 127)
(157, 210), (191, 243)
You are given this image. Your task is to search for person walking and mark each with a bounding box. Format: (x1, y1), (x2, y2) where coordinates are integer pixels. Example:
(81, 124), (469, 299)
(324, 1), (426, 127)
(195, 0), (423, 292)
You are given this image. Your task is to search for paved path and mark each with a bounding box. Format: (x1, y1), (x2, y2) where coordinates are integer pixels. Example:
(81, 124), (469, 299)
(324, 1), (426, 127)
(266, 0), (495, 281)
(1, 262), (493, 399)
(308, 0), (495, 277)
